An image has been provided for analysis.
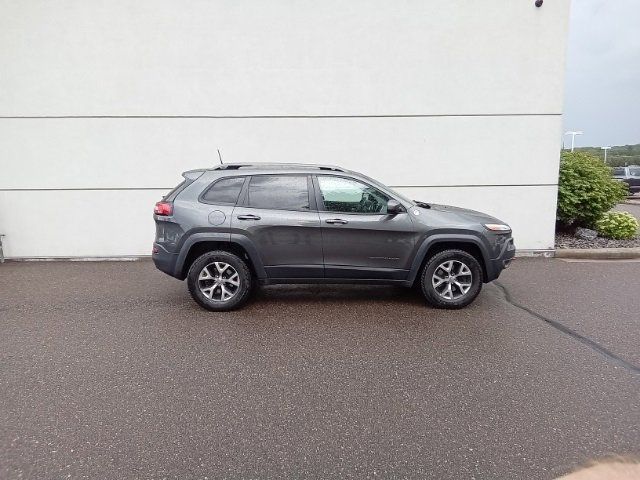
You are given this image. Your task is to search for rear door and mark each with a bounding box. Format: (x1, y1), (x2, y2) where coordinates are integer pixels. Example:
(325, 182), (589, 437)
(232, 174), (324, 279)
(314, 175), (417, 280)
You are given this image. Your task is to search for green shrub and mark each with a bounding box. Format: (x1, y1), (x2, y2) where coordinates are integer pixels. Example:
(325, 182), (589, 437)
(557, 152), (628, 226)
(595, 211), (639, 239)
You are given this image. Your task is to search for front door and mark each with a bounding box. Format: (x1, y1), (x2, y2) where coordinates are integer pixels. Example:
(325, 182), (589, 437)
(232, 174), (324, 279)
(314, 175), (417, 280)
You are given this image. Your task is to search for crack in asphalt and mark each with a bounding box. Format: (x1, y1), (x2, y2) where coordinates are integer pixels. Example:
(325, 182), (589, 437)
(494, 281), (640, 376)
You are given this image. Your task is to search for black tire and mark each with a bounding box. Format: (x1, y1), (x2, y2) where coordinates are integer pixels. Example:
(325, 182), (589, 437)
(187, 250), (253, 311)
(420, 249), (483, 309)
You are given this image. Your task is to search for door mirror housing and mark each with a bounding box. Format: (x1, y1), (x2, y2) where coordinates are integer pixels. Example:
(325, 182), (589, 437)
(387, 199), (405, 215)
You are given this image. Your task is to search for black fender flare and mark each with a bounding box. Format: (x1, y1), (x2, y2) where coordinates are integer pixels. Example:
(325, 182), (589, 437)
(174, 232), (267, 280)
(406, 234), (492, 285)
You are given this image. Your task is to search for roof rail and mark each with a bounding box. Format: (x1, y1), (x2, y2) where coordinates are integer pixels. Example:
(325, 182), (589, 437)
(212, 163), (345, 172)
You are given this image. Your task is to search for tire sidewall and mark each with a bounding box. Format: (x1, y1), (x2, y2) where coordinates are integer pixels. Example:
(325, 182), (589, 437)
(187, 251), (252, 311)
(421, 250), (483, 309)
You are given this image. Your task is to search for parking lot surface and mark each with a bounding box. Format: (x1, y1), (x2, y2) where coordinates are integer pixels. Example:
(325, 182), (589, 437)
(1, 258), (639, 479)
(616, 201), (640, 222)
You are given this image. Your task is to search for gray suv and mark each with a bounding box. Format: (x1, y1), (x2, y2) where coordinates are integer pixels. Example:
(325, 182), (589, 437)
(153, 164), (515, 311)
(612, 166), (640, 194)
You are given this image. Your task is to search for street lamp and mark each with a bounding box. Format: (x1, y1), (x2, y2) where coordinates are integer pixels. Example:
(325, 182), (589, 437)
(564, 131), (583, 152)
(601, 146), (611, 163)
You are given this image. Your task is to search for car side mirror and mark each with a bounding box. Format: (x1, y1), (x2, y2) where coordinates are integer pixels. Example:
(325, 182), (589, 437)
(387, 199), (405, 214)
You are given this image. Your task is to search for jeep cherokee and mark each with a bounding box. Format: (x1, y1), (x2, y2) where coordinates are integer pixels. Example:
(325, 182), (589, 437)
(153, 164), (515, 311)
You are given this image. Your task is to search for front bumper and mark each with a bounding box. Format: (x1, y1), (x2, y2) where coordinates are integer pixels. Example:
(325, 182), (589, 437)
(485, 236), (516, 282)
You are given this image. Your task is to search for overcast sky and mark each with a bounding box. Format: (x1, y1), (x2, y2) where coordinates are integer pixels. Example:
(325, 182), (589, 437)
(563, 0), (640, 147)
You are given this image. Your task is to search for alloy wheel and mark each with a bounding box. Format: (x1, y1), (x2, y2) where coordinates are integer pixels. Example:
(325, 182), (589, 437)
(198, 262), (240, 302)
(431, 260), (473, 300)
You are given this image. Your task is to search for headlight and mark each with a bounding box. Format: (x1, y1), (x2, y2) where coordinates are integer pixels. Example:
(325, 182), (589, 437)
(484, 223), (511, 232)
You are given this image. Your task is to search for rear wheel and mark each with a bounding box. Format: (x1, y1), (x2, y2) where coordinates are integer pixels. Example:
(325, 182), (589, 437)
(420, 249), (483, 309)
(187, 250), (252, 311)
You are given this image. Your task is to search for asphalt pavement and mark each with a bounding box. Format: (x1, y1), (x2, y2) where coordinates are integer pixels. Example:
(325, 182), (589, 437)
(615, 201), (640, 222)
(1, 258), (638, 479)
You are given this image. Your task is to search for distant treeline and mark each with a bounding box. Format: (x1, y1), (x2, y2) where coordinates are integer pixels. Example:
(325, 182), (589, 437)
(569, 144), (640, 167)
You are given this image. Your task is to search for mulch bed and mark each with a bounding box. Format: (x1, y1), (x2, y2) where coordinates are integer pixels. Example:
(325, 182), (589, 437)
(556, 232), (640, 249)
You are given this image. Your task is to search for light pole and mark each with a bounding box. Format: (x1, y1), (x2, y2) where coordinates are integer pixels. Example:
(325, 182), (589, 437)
(564, 131), (583, 152)
(601, 146), (611, 163)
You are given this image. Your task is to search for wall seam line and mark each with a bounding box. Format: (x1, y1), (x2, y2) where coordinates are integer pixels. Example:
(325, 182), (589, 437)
(0, 113), (563, 119)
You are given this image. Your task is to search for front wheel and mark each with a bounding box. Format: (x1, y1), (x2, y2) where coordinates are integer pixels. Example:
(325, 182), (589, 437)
(420, 249), (483, 309)
(187, 250), (253, 311)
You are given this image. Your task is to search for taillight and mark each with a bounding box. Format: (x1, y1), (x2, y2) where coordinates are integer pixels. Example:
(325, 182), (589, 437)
(154, 201), (173, 216)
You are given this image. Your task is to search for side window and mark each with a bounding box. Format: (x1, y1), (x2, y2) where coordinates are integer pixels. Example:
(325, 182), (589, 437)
(201, 177), (245, 204)
(247, 175), (310, 210)
(318, 176), (390, 213)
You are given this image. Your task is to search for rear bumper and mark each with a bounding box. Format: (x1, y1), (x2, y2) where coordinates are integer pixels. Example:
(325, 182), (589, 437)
(152, 243), (181, 279)
(485, 236), (516, 282)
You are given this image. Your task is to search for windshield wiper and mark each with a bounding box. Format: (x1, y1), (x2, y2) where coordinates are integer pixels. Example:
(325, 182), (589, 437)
(413, 200), (431, 209)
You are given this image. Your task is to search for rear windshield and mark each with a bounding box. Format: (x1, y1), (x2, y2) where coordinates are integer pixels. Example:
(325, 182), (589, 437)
(164, 181), (186, 201)
(164, 171), (205, 201)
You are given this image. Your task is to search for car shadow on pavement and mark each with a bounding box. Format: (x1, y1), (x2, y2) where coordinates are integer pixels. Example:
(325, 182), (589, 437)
(254, 284), (425, 305)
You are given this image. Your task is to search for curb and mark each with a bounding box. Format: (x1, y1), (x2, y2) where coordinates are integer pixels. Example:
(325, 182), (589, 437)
(554, 247), (640, 259)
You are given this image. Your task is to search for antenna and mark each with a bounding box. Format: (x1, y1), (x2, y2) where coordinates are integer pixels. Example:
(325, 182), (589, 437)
(217, 148), (223, 165)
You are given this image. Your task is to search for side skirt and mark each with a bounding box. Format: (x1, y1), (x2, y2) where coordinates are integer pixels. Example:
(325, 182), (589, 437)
(260, 278), (412, 287)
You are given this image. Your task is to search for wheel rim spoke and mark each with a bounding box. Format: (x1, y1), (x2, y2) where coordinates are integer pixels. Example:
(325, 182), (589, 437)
(444, 283), (453, 299)
(199, 267), (213, 281)
(215, 262), (228, 275)
(220, 285), (230, 300)
(202, 286), (215, 299)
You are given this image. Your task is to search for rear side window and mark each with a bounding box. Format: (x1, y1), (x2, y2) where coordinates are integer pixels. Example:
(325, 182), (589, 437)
(613, 167), (625, 176)
(202, 177), (245, 204)
(247, 175), (310, 211)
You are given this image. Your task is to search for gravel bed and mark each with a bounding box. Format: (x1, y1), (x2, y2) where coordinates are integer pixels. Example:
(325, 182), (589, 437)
(556, 232), (640, 249)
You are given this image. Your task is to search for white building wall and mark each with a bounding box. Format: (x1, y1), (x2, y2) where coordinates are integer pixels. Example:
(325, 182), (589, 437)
(0, 0), (571, 257)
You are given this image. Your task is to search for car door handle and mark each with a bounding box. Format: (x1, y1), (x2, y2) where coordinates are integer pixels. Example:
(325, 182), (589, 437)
(325, 218), (348, 225)
(237, 214), (261, 220)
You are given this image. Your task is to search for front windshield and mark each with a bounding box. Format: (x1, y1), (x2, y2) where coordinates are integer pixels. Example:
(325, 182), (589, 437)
(359, 174), (415, 205)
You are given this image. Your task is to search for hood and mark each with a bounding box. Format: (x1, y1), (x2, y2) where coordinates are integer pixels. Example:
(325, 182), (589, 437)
(413, 202), (503, 226)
